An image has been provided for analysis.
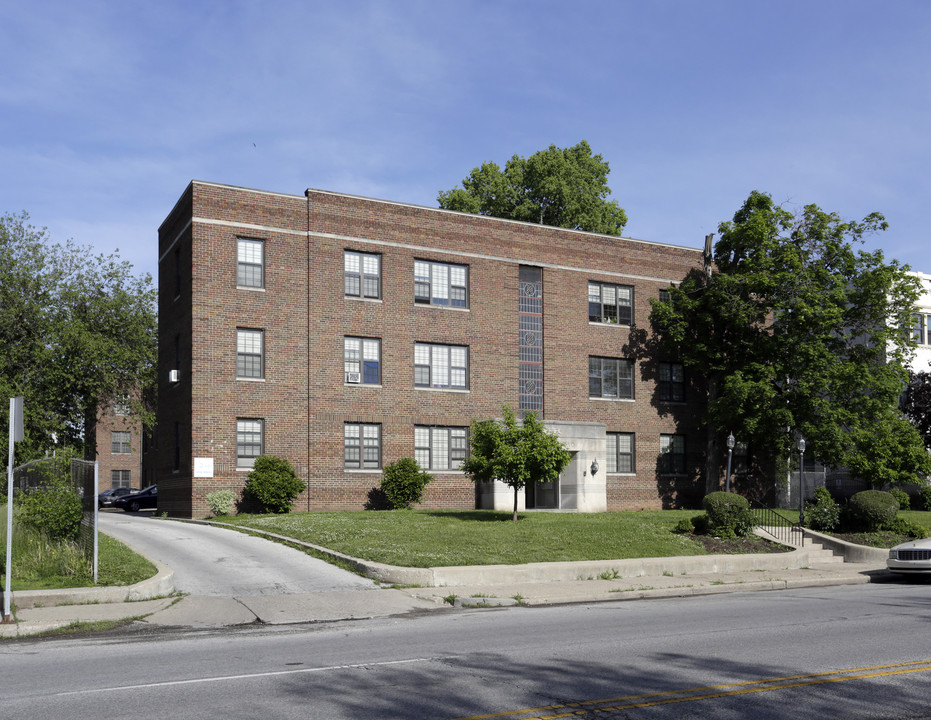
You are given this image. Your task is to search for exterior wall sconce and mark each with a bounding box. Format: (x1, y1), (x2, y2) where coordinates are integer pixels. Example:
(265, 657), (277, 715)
(797, 437), (806, 526)
(590, 459), (599, 476)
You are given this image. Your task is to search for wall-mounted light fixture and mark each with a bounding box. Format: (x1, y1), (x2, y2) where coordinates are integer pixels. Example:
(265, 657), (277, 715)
(590, 459), (599, 476)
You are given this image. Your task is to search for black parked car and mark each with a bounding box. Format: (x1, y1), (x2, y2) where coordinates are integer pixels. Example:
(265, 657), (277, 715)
(98, 487), (139, 508)
(113, 485), (158, 512)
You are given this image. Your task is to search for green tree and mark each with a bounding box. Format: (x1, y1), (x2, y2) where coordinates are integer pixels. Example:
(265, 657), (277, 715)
(461, 406), (571, 521)
(902, 371), (931, 452)
(0, 212), (156, 462)
(438, 140), (627, 235)
(649, 191), (930, 492)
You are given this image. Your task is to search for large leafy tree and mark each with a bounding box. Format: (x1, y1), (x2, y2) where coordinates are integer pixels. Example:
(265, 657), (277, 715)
(902, 371), (931, 454)
(0, 212), (156, 462)
(650, 191), (929, 493)
(461, 406), (571, 521)
(438, 140), (628, 235)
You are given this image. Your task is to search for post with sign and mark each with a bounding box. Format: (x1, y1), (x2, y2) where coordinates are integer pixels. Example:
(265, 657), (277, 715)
(4, 396), (24, 623)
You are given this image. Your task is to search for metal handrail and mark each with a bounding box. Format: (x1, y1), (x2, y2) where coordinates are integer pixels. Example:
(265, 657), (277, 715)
(749, 500), (803, 547)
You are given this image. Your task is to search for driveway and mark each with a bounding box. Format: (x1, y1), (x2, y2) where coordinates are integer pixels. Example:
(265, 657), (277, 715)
(98, 512), (377, 596)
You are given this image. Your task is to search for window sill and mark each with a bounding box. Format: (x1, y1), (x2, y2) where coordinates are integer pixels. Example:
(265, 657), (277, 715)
(414, 304), (470, 312)
(344, 468), (383, 473)
(236, 286), (266, 292)
(345, 296), (383, 303)
(589, 397), (635, 403)
(415, 387), (470, 394)
(608, 472), (637, 477)
(589, 321), (631, 328)
(345, 383), (382, 388)
(237, 377), (266, 382)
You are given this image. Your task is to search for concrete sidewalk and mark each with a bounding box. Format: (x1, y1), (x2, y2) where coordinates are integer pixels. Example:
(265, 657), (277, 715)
(0, 529), (893, 639)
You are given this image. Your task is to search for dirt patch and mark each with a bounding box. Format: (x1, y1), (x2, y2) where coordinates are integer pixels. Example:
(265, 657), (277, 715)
(688, 534), (792, 554)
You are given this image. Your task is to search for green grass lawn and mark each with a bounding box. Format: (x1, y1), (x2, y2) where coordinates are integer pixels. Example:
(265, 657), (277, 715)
(218, 509), (724, 567)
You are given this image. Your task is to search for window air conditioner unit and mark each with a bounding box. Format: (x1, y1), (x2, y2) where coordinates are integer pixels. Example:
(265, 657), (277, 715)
(169, 369), (180, 383)
(345, 372), (361, 384)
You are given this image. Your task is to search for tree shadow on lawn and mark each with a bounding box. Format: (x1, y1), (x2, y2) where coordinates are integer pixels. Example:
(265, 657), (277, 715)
(422, 510), (523, 522)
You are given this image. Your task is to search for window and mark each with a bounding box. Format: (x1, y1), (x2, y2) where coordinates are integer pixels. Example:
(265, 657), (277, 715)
(415, 343), (469, 389)
(912, 314), (929, 345)
(237, 329), (264, 379)
(237, 419), (263, 469)
(415, 426), (468, 470)
(658, 288), (671, 303)
(237, 238), (264, 288)
(658, 362), (685, 402)
(113, 395), (130, 416)
(588, 282), (633, 325)
(344, 337), (381, 384)
(589, 357), (634, 399)
(345, 251), (381, 299)
(111, 431), (131, 455)
(111, 469), (131, 488)
(415, 260), (468, 307)
(344, 423), (381, 469)
(660, 434), (686, 474)
(607, 433), (635, 473)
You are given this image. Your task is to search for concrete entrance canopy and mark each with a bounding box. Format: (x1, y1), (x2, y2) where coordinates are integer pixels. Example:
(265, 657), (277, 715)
(476, 421), (607, 513)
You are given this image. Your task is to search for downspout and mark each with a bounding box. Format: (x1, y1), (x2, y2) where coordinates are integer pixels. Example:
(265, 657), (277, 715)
(305, 189), (312, 512)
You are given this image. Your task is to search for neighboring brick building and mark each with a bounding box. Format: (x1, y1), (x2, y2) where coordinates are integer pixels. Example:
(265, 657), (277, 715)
(156, 181), (708, 518)
(86, 396), (143, 492)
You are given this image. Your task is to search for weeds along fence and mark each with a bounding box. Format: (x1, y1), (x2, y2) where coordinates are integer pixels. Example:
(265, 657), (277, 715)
(12, 457), (98, 583)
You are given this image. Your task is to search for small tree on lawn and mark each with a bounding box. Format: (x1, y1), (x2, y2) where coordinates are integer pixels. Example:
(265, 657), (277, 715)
(462, 406), (571, 521)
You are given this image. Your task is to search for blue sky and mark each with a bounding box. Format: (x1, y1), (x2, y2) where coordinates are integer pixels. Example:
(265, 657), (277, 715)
(3, 0), (929, 281)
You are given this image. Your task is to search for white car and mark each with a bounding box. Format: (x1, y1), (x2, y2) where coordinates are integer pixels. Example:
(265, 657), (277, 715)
(887, 537), (931, 574)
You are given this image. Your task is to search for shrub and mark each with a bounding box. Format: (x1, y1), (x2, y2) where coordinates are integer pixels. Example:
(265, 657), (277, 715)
(846, 489), (899, 532)
(206, 489), (236, 517)
(691, 513), (710, 535)
(701, 491), (755, 539)
(673, 518), (693, 534)
(242, 455), (305, 514)
(889, 488), (911, 511)
(921, 485), (931, 512)
(806, 487), (841, 532)
(886, 516), (927, 540)
(18, 478), (83, 542)
(380, 458), (432, 509)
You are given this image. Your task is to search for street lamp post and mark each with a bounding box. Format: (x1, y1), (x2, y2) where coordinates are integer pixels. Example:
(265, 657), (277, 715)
(725, 432), (735, 494)
(797, 437), (806, 526)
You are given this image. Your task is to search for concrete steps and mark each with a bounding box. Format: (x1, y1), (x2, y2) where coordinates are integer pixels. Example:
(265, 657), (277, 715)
(756, 526), (845, 564)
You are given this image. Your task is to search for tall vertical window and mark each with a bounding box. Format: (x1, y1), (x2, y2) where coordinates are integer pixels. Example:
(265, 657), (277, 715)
(111, 431), (131, 454)
(658, 362), (685, 402)
(519, 265), (544, 415)
(660, 434), (686, 475)
(344, 423), (381, 469)
(607, 433), (635, 473)
(344, 337), (381, 384)
(588, 282), (633, 325)
(414, 344), (468, 389)
(345, 251), (381, 299)
(414, 260), (468, 307)
(414, 426), (468, 470)
(237, 329), (264, 379)
(237, 238), (264, 288)
(912, 314), (928, 345)
(237, 419), (264, 469)
(589, 357), (634, 399)
(111, 469), (131, 488)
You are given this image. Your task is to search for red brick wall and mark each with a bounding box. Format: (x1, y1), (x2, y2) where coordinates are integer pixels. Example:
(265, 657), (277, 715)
(157, 182), (706, 517)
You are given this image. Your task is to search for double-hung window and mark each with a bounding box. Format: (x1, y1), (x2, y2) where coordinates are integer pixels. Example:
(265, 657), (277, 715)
(589, 357), (634, 399)
(415, 343), (468, 389)
(660, 434), (686, 475)
(111, 431), (131, 455)
(658, 362), (685, 402)
(415, 426), (468, 470)
(344, 337), (381, 385)
(607, 432), (635, 473)
(237, 329), (264, 379)
(344, 423), (381, 469)
(237, 238), (264, 288)
(111, 469), (131, 488)
(345, 251), (381, 299)
(588, 282), (633, 325)
(415, 260), (468, 307)
(236, 419), (263, 469)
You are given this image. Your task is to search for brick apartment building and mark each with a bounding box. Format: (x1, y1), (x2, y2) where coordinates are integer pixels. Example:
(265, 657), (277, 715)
(156, 181), (708, 518)
(86, 396), (143, 492)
